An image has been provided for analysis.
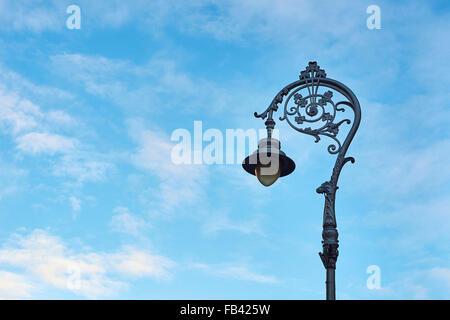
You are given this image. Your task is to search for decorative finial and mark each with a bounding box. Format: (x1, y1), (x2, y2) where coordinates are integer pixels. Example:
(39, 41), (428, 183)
(299, 61), (327, 80)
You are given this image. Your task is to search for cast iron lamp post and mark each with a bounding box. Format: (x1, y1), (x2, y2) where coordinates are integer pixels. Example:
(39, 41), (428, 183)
(242, 62), (361, 300)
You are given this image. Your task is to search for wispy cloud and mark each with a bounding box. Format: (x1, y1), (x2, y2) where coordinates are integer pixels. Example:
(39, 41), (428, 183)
(0, 64), (73, 102)
(0, 87), (42, 134)
(353, 137), (450, 197)
(0, 229), (174, 298)
(110, 207), (147, 237)
(0, 270), (33, 299)
(202, 210), (265, 236)
(357, 195), (450, 256)
(192, 263), (277, 284)
(0, 158), (27, 201)
(0, 74), (115, 187)
(69, 196), (81, 212)
(49, 53), (233, 115)
(52, 153), (114, 185)
(16, 132), (76, 154)
(128, 120), (208, 215)
(376, 268), (450, 300)
(0, 1), (62, 33)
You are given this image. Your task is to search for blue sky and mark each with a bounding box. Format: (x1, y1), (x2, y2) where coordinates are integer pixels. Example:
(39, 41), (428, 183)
(0, 0), (449, 299)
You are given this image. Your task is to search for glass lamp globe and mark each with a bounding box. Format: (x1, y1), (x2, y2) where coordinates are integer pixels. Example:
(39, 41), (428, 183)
(255, 162), (281, 187)
(242, 138), (295, 187)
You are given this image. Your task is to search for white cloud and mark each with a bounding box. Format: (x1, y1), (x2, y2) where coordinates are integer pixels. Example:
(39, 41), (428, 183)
(376, 268), (450, 299)
(69, 196), (81, 212)
(0, 158), (27, 201)
(110, 246), (173, 279)
(0, 229), (174, 299)
(192, 263), (277, 284)
(0, 270), (33, 299)
(110, 207), (147, 237)
(0, 1), (204, 33)
(344, 194), (450, 270)
(429, 268), (450, 290)
(52, 153), (114, 184)
(50, 54), (183, 112)
(341, 98), (450, 198)
(218, 266), (277, 284)
(0, 75), (75, 140)
(129, 120), (208, 214)
(0, 83), (104, 185)
(0, 64), (73, 102)
(50, 53), (233, 115)
(0, 87), (42, 134)
(0, 67), (113, 186)
(202, 211), (264, 236)
(47, 110), (76, 126)
(0, 1), (62, 32)
(0, 0), (360, 43)
(16, 132), (76, 154)
(355, 139), (450, 197)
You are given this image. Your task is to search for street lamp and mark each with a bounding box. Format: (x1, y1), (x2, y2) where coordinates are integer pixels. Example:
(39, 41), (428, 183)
(242, 62), (361, 300)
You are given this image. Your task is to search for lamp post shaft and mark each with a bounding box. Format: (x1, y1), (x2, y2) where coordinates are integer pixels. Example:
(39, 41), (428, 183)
(317, 178), (339, 300)
(326, 268), (336, 300)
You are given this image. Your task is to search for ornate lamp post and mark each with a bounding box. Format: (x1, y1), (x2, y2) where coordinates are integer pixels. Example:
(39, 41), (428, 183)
(242, 62), (361, 300)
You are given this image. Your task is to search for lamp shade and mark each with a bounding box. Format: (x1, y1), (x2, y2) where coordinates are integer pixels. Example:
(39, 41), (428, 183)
(242, 138), (295, 184)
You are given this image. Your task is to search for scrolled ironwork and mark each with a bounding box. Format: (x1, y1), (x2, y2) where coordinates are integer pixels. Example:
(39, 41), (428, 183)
(279, 88), (352, 154)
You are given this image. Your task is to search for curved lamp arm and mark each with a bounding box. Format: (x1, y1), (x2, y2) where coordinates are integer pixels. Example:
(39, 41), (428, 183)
(254, 62), (361, 299)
